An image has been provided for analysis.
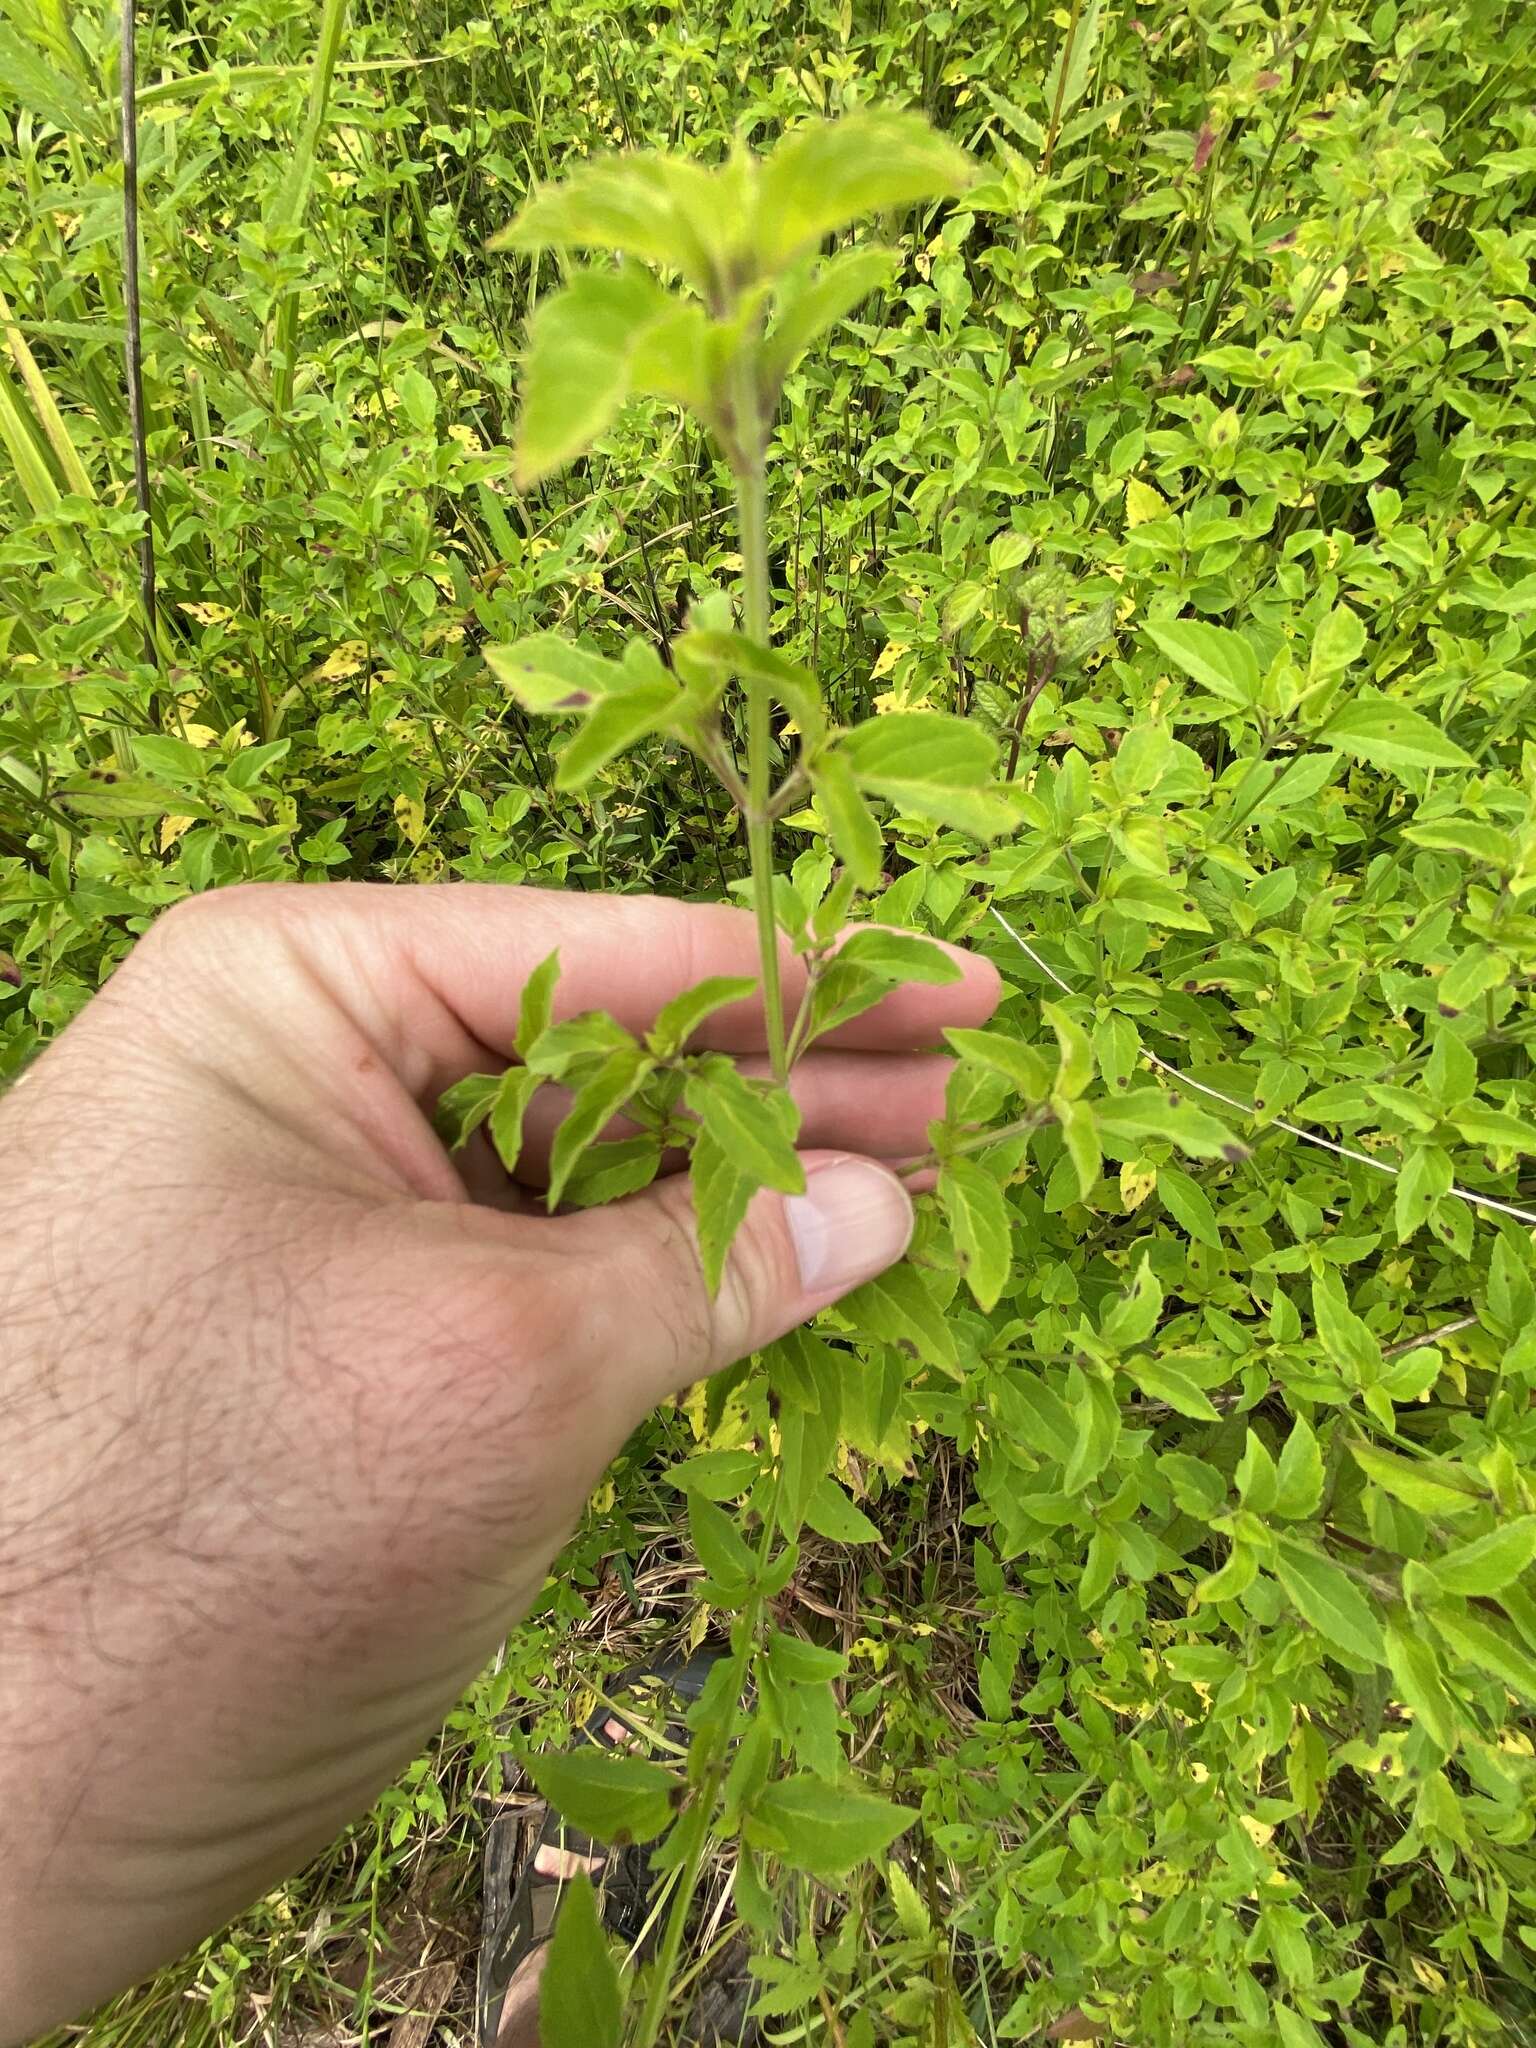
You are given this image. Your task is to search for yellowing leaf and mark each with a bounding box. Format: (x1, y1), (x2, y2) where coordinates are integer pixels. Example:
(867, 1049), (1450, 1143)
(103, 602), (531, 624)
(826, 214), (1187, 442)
(1120, 1160), (1157, 1209)
(159, 814), (195, 852)
(315, 640), (368, 681)
(1125, 478), (1167, 526)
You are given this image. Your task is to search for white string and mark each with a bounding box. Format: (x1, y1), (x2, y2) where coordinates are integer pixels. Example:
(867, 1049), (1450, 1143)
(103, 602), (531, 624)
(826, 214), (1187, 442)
(988, 904), (1536, 1232)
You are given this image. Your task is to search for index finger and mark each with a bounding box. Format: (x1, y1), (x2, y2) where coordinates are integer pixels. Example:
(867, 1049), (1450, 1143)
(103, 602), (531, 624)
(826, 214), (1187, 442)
(367, 883), (1001, 1081)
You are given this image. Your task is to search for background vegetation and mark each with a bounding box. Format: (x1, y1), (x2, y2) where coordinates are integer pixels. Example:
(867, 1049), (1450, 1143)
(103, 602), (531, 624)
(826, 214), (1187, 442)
(5, 0), (1536, 2040)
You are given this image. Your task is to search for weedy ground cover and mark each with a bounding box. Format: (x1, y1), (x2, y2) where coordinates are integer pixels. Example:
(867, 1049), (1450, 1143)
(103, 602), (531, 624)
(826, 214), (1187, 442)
(5, 0), (1536, 2041)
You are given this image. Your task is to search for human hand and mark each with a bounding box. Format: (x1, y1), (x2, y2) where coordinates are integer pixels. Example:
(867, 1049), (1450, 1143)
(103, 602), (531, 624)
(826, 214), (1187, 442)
(0, 882), (998, 2039)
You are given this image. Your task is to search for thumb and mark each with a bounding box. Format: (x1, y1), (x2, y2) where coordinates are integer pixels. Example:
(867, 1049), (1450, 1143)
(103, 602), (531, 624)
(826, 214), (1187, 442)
(556, 1151), (914, 1407)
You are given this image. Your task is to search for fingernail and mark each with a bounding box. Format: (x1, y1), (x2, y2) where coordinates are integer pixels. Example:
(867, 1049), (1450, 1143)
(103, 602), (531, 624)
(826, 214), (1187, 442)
(785, 1157), (913, 1298)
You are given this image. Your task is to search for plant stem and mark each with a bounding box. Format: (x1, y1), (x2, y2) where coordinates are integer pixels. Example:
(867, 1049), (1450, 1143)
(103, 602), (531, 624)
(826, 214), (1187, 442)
(733, 381), (787, 1083)
(119, 0), (158, 688)
(630, 1473), (782, 2048)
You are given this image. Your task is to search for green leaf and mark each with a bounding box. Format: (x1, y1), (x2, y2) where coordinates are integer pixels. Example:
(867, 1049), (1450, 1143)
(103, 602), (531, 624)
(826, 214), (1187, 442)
(491, 151), (724, 295)
(488, 1065), (543, 1177)
(839, 1261), (959, 1372)
(751, 1772), (915, 1879)
(689, 1491), (756, 1594)
(1273, 1417), (1324, 1521)
(840, 711), (1013, 836)
(762, 244), (897, 393)
(1349, 1441), (1483, 1516)
(1427, 1517), (1536, 1597)
(1127, 1359), (1217, 1420)
(1235, 1430), (1279, 1514)
(1098, 1088), (1240, 1162)
(1273, 1540), (1385, 1664)
(1431, 1608), (1536, 1707)
(802, 1477), (882, 1544)
(1056, 1099), (1101, 1203)
(528, 1747), (680, 1846)
(486, 634), (627, 715)
(937, 1155), (1013, 1310)
(1042, 0), (1102, 120)
(1384, 1619), (1459, 1754)
(1041, 1000), (1094, 1100)
(517, 951), (562, 1060)
(837, 927), (961, 985)
(556, 678), (679, 790)
(539, 1877), (622, 2048)
(648, 975), (757, 1057)
(1063, 1368), (1120, 1489)
(513, 269), (668, 485)
(1102, 1256), (1163, 1349)
(1320, 691), (1474, 774)
(547, 1047), (652, 1207)
(690, 1123), (754, 1295)
(394, 365), (436, 430)
(673, 628), (825, 740)
(563, 1136), (664, 1208)
(1144, 618), (1261, 708)
(433, 1071), (501, 1150)
(943, 1026), (1052, 1099)
(1156, 1163), (1222, 1248)
(684, 1057), (805, 1195)
(811, 747), (885, 888)
(757, 112), (974, 272)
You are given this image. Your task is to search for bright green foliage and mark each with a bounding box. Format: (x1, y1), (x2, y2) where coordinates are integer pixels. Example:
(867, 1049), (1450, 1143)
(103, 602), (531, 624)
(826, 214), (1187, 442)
(8, 0), (1536, 2041)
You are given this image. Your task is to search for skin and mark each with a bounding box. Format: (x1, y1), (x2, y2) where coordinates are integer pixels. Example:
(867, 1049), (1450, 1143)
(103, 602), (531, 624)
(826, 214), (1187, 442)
(0, 882), (999, 2042)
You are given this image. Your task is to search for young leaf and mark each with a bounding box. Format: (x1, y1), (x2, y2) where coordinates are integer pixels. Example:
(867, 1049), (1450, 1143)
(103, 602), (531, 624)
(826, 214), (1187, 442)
(563, 1135), (664, 1208)
(1273, 1540), (1385, 1664)
(516, 951), (562, 1060)
(810, 747), (885, 888)
(547, 1046), (652, 1207)
(555, 678), (679, 790)
(1425, 1517), (1536, 1598)
(673, 629), (826, 741)
(836, 927), (962, 985)
(514, 268), (668, 486)
(937, 1155), (1013, 1310)
(433, 1070), (501, 1150)
(1144, 618), (1261, 708)
(488, 1065), (543, 1178)
(690, 1123), (755, 1295)
(757, 111), (974, 273)
(528, 1748), (681, 1845)
(762, 244), (897, 394)
(539, 1877), (622, 2048)
(1320, 691), (1474, 774)
(750, 1772), (915, 1879)
(491, 151), (722, 295)
(648, 975), (757, 1058)
(684, 1056), (805, 1195)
